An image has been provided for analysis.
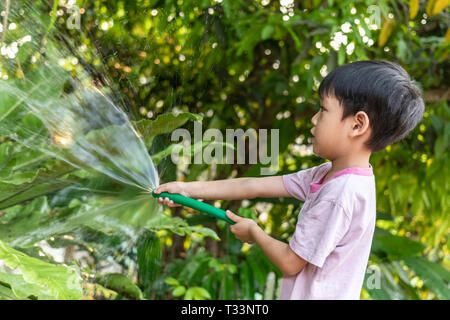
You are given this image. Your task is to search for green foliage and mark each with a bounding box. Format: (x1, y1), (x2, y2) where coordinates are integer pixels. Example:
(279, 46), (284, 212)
(364, 225), (450, 300)
(0, 240), (82, 300)
(135, 113), (203, 149)
(371, 228), (426, 259)
(403, 256), (450, 300)
(95, 273), (144, 300)
(137, 230), (162, 292)
(159, 243), (281, 300)
(0, 0), (448, 300)
(164, 277), (212, 300)
(0, 62), (216, 299)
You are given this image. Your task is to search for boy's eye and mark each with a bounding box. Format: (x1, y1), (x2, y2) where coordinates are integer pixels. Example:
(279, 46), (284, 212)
(319, 106), (325, 112)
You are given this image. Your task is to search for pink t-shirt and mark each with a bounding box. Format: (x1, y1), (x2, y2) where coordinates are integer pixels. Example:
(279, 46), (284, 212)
(281, 162), (376, 300)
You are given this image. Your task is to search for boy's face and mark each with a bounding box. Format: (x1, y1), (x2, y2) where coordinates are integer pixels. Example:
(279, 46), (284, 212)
(310, 94), (353, 160)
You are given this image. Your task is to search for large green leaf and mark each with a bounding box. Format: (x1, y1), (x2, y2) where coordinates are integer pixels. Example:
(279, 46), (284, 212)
(1, 184), (218, 248)
(0, 197), (54, 245)
(3, 194), (154, 246)
(0, 271), (53, 300)
(0, 149), (77, 210)
(371, 227), (426, 259)
(134, 112), (203, 149)
(0, 282), (22, 300)
(363, 262), (406, 300)
(403, 256), (450, 300)
(0, 177), (76, 210)
(95, 273), (144, 300)
(0, 240), (83, 300)
(0, 145), (48, 185)
(150, 140), (235, 166)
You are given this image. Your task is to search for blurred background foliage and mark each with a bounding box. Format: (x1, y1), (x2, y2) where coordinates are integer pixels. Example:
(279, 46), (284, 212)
(0, 0), (449, 300)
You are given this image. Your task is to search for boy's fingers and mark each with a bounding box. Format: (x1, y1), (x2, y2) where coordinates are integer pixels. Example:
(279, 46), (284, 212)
(154, 187), (162, 194)
(226, 210), (241, 222)
(157, 197), (180, 207)
(154, 184), (171, 194)
(169, 200), (179, 206)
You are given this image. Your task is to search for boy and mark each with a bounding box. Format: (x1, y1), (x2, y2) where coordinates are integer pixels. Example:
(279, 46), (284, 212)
(154, 60), (425, 299)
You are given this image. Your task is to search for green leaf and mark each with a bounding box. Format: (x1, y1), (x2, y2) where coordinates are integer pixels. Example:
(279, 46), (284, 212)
(364, 262), (406, 300)
(261, 25), (274, 40)
(95, 273), (144, 300)
(164, 277), (180, 286)
(239, 261), (253, 299)
(247, 255), (266, 286)
(172, 285), (186, 297)
(0, 240), (82, 300)
(134, 112), (203, 149)
(0, 197), (53, 245)
(184, 286), (211, 300)
(137, 230), (162, 289)
(0, 281), (23, 300)
(403, 256), (450, 299)
(146, 215), (219, 240)
(371, 229), (425, 258)
(0, 271), (53, 299)
(0, 158), (77, 210)
(222, 273), (234, 299)
(434, 135), (446, 159)
(0, 191), (161, 247)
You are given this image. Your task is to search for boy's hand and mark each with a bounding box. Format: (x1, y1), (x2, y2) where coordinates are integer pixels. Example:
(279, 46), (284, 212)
(154, 182), (197, 207)
(226, 210), (260, 244)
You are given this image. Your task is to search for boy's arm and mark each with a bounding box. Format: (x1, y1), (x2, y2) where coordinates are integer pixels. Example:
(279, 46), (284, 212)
(178, 175), (291, 200)
(155, 176), (292, 208)
(252, 225), (307, 276)
(226, 210), (307, 276)
(248, 175), (292, 199)
(184, 177), (256, 200)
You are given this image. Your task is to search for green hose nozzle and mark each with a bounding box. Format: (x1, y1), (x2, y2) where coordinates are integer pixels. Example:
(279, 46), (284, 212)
(151, 190), (235, 224)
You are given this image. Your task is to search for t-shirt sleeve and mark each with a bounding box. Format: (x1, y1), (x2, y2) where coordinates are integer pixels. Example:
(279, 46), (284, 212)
(289, 200), (351, 268)
(282, 166), (318, 201)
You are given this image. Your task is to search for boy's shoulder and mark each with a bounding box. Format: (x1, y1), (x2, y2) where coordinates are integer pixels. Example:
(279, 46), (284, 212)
(302, 161), (332, 180)
(321, 168), (375, 193)
(317, 171), (376, 211)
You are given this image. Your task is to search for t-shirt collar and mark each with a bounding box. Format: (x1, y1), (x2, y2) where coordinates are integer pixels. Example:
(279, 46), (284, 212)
(310, 164), (373, 194)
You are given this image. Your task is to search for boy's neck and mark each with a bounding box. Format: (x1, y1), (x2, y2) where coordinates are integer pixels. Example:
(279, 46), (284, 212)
(329, 152), (372, 173)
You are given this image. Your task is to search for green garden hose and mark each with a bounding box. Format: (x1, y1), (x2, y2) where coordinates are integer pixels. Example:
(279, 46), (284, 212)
(151, 190), (235, 224)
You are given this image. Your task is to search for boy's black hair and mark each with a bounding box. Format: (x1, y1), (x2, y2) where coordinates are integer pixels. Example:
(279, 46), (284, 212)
(318, 60), (425, 153)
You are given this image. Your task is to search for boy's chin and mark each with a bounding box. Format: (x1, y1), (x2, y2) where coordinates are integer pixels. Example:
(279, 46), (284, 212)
(312, 145), (327, 159)
(312, 144), (320, 156)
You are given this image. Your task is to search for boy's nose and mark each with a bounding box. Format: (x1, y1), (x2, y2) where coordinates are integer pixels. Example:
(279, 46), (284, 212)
(311, 112), (318, 126)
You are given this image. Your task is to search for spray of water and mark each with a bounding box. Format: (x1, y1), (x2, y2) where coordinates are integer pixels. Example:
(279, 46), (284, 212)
(0, 1), (159, 191)
(0, 1), (167, 279)
(1, 65), (159, 192)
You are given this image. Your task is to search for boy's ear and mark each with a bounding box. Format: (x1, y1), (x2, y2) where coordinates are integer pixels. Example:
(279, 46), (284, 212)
(350, 111), (370, 137)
